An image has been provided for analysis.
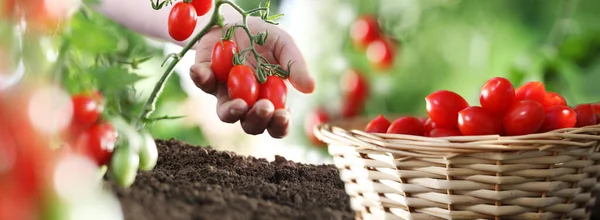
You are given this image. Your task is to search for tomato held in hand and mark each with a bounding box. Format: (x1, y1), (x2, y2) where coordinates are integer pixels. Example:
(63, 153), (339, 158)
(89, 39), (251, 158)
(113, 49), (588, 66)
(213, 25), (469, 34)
(502, 100), (545, 136)
(425, 90), (470, 129)
(429, 128), (462, 137)
(538, 105), (577, 132)
(304, 109), (329, 146)
(543, 92), (567, 109)
(387, 116), (425, 136)
(258, 76), (287, 110)
(211, 40), (238, 83)
(365, 115), (391, 133)
(168, 2), (197, 41)
(74, 123), (118, 166)
(228, 65), (259, 107)
(479, 77), (515, 117)
(341, 69), (369, 118)
(366, 38), (395, 70)
(458, 106), (502, 136)
(191, 0), (211, 16)
(349, 15), (381, 49)
(515, 82), (546, 105)
(71, 94), (104, 128)
(574, 104), (597, 127)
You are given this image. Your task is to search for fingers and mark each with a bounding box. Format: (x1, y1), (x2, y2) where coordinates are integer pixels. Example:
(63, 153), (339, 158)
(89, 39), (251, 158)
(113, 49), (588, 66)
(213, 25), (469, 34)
(240, 99), (274, 135)
(273, 32), (315, 94)
(189, 62), (217, 95)
(267, 109), (290, 139)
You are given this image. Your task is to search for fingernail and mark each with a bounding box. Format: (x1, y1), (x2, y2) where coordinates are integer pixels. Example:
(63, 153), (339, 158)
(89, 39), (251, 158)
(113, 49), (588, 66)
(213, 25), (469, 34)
(257, 106), (272, 118)
(276, 111), (290, 124)
(230, 108), (244, 116)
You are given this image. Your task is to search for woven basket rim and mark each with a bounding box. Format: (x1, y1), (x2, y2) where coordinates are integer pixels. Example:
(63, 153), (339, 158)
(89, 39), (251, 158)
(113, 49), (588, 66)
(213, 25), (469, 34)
(315, 119), (600, 158)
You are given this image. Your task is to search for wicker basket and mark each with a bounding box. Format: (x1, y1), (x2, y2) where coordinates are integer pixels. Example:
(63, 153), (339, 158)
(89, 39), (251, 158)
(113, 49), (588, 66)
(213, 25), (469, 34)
(314, 117), (600, 220)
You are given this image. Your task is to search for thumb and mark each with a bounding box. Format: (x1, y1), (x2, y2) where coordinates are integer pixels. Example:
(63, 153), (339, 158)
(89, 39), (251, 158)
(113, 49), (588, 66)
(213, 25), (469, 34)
(274, 32), (315, 94)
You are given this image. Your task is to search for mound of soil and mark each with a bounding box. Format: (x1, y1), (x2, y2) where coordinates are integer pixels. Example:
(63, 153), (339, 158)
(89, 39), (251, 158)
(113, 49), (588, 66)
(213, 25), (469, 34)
(108, 139), (355, 220)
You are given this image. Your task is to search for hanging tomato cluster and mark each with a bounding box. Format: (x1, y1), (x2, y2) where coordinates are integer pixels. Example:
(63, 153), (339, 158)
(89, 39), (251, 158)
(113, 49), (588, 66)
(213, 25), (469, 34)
(349, 15), (396, 70)
(364, 77), (600, 137)
(167, 0), (213, 41)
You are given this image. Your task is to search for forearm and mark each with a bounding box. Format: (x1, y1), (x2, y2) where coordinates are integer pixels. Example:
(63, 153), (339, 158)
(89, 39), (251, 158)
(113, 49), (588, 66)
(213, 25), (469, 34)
(91, 0), (242, 47)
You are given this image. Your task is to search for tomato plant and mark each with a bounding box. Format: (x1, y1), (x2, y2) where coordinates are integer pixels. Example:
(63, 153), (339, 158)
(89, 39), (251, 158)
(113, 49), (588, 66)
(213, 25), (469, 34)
(191, 0), (212, 16)
(387, 116), (425, 136)
(349, 15), (381, 49)
(341, 69), (369, 118)
(458, 106), (502, 135)
(258, 76), (287, 110)
(304, 109), (329, 146)
(168, 2), (198, 41)
(425, 90), (470, 128)
(538, 105), (576, 132)
(543, 92), (567, 109)
(71, 93), (104, 128)
(429, 128), (461, 137)
(74, 123), (118, 166)
(366, 38), (394, 70)
(514, 82), (546, 105)
(479, 77), (515, 117)
(228, 65), (259, 107)
(574, 104), (597, 127)
(502, 100), (545, 136)
(211, 40), (239, 83)
(365, 115), (391, 133)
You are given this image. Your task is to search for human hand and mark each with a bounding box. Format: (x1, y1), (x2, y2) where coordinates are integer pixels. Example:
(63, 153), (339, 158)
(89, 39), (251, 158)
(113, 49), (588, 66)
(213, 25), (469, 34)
(189, 16), (315, 138)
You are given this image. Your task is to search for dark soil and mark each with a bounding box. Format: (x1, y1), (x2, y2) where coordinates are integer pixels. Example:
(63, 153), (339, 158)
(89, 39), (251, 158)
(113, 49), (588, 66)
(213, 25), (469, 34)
(108, 139), (355, 220)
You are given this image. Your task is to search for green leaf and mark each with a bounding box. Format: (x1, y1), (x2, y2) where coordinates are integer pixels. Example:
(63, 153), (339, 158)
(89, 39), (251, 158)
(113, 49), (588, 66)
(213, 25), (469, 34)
(68, 13), (120, 54)
(90, 66), (146, 92)
(266, 13), (284, 21)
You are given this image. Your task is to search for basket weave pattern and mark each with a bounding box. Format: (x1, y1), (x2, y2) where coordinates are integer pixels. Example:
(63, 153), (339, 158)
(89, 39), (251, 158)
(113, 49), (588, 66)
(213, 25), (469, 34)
(315, 121), (600, 220)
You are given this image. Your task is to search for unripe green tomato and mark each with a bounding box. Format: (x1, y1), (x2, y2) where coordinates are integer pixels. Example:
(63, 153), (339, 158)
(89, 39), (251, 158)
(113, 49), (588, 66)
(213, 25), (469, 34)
(109, 146), (139, 188)
(138, 131), (158, 171)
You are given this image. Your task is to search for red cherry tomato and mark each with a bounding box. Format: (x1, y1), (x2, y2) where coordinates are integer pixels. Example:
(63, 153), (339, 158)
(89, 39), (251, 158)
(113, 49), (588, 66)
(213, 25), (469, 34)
(258, 76), (287, 110)
(574, 104), (597, 127)
(592, 103), (600, 124)
(365, 115), (391, 133)
(191, 0), (211, 16)
(543, 92), (567, 109)
(168, 2), (197, 41)
(74, 123), (118, 166)
(304, 109), (329, 146)
(210, 40), (238, 83)
(479, 77), (515, 117)
(349, 15), (381, 49)
(387, 116), (425, 136)
(502, 100), (545, 136)
(425, 90), (470, 129)
(423, 118), (438, 136)
(515, 82), (546, 105)
(228, 65), (259, 107)
(418, 117), (428, 124)
(366, 38), (395, 70)
(458, 106), (502, 136)
(341, 69), (369, 118)
(71, 94), (103, 128)
(538, 105), (576, 132)
(429, 128), (462, 137)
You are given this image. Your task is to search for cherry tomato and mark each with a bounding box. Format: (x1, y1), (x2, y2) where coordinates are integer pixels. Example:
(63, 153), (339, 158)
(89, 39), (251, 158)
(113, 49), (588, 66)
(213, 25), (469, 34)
(191, 0), (211, 16)
(502, 100), (545, 136)
(387, 116), (425, 136)
(168, 2), (197, 41)
(341, 69), (369, 118)
(425, 90), (470, 129)
(258, 76), (287, 110)
(71, 94), (104, 128)
(349, 15), (381, 49)
(210, 40), (238, 83)
(366, 38), (395, 70)
(479, 77), (515, 117)
(418, 117), (428, 124)
(74, 123), (118, 166)
(515, 82), (546, 105)
(423, 118), (438, 135)
(429, 128), (462, 137)
(543, 92), (567, 109)
(574, 104), (597, 128)
(538, 105), (576, 132)
(304, 109), (329, 146)
(365, 115), (391, 133)
(228, 65), (259, 107)
(592, 103), (600, 124)
(458, 106), (502, 136)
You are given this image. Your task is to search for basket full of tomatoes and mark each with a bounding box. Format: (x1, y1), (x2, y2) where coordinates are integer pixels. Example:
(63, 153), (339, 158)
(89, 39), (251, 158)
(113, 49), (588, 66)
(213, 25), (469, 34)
(314, 77), (600, 220)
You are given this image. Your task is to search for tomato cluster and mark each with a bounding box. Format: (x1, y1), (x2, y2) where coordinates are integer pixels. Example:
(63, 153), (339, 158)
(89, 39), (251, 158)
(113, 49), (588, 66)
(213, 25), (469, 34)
(349, 15), (396, 70)
(364, 77), (600, 137)
(167, 0), (213, 41)
(209, 40), (288, 110)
